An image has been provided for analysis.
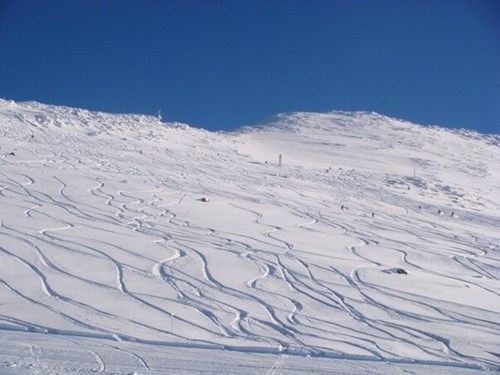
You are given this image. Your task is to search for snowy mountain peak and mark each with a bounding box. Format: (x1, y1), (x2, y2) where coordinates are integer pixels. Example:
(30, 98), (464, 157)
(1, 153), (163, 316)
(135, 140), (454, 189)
(0, 99), (499, 373)
(0, 98), (191, 135)
(242, 109), (499, 147)
(238, 110), (395, 133)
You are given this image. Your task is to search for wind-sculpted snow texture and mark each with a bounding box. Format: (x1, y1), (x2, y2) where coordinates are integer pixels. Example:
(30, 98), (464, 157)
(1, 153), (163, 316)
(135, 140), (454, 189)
(0, 99), (499, 374)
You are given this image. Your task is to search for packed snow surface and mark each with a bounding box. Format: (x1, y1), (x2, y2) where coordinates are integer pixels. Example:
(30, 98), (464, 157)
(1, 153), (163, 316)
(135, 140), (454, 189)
(0, 99), (499, 374)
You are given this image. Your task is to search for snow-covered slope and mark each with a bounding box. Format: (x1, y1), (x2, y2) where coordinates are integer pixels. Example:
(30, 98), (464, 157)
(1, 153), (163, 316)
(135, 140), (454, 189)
(0, 99), (499, 374)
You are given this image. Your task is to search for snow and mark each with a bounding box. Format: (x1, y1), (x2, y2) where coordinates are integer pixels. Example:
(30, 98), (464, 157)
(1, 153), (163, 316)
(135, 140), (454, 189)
(0, 99), (499, 374)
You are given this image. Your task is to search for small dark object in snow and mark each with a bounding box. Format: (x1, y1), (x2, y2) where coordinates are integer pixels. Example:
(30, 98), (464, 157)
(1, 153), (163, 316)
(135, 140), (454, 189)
(8, 151), (15, 156)
(385, 268), (408, 275)
(199, 197), (209, 202)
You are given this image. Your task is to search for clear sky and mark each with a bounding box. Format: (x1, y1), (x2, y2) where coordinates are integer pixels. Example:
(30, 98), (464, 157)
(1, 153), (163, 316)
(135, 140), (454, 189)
(1, 0), (499, 133)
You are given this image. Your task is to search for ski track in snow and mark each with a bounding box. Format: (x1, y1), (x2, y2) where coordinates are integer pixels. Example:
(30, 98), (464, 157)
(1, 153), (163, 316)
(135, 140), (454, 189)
(0, 101), (499, 373)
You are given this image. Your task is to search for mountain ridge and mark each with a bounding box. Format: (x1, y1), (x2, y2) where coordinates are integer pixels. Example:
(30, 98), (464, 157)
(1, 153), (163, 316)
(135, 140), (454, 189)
(2, 99), (498, 140)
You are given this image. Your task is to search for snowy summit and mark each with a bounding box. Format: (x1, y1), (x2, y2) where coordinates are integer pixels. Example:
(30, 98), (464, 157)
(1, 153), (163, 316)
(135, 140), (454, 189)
(0, 99), (499, 374)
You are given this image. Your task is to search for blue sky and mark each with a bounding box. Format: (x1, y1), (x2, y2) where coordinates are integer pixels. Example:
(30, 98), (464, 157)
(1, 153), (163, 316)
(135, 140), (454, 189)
(0, 0), (498, 133)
